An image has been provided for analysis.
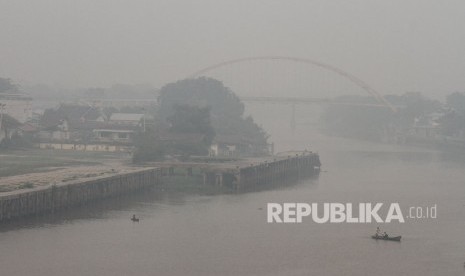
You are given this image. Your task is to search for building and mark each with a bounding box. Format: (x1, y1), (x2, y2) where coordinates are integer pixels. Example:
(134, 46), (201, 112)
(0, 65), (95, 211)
(91, 113), (145, 145)
(409, 112), (443, 139)
(209, 134), (268, 157)
(38, 104), (106, 142)
(37, 104), (144, 152)
(0, 93), (33, 123)
(92, 124), (139, 145)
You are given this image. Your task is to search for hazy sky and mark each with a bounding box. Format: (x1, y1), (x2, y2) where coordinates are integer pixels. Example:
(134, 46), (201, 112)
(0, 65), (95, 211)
(1, 0), (465, 99)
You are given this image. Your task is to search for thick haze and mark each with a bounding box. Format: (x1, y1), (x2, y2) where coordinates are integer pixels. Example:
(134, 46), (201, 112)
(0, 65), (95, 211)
(1, 0), (465, 99)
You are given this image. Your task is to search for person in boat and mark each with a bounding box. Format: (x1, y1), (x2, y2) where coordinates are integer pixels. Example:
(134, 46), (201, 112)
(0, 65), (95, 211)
(131, 214), (139, 222)
(375, 227), (381, 237)
(383, 232), (388, 238)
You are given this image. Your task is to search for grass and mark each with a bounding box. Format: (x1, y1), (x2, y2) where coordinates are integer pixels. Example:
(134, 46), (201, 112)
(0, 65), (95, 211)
(0, 149), (130, 178)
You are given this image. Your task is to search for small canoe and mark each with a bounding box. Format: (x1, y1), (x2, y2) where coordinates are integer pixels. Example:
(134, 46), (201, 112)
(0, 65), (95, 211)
(371, 235), (401, 241)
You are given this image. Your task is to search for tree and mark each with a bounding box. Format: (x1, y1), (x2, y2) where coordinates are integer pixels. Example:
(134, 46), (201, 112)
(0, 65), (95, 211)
(158, 77), (244, 120)
(0, 77), (19, 93)
(438, 111), (464, 136)
(398, 92), (441, 124)
(167, 104), (215, 144)
(132, 129), (166, 163)
(133, 104), (215, 162)
(158, 77), (268, 150)
(0, 114), (22, 148)
(446, 92), (465, 114)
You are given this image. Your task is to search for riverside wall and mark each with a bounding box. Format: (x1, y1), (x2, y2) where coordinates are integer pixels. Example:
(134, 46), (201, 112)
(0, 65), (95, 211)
(201, 153), (321, 189)
(236, 153), (321, 188)
(0, 154), (321, 222)
(0, 168), (161, 222)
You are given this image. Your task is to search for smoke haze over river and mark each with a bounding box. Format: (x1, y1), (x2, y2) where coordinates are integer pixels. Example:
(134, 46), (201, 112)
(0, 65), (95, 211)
(1, 106), (465, 276)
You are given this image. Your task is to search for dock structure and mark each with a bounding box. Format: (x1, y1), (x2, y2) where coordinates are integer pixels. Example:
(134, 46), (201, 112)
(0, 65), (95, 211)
(157, 152), (321, 189)
(0, 153), (320, 222)
(234, 153), (320, 189)
(0, 168), (161, 222)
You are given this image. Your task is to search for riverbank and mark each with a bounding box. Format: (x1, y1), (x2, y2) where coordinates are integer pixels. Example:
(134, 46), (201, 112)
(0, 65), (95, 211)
(0, 153), (320, 222)
(0, 149), (132, 192)
(0, 167), (161, 222)
(150, 153), (321, 190)
(0, 163), (145, 193)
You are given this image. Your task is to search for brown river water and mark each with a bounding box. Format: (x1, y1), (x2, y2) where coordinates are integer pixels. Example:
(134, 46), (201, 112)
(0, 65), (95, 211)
(1, 129), (465, 275)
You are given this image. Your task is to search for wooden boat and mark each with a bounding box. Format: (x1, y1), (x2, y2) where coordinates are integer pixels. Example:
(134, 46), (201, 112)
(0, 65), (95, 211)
(371, 235), (401, 241)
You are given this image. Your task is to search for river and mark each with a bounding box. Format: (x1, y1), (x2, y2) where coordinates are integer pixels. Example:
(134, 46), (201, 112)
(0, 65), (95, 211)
(1, 128), (465, 275)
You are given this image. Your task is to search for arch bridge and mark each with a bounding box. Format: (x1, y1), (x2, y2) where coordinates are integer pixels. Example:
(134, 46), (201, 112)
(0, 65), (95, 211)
(190, 56), (397, 132)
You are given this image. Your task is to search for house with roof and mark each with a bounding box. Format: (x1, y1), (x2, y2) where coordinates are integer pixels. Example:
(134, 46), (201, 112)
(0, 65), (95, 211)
(38, 104), (106, 143)
(109, 113), (144, 126)
(91, 113), (144, 145)
(37, 104), (144, 151)
(92, 124), (140, 145)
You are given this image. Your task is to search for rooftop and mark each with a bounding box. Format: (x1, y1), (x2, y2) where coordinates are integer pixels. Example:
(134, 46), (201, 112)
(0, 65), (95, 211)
(110, 113), (144, 122)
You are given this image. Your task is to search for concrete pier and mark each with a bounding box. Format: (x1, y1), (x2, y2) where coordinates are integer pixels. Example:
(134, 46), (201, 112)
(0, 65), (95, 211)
(0, 168), (161, 222)
(0, 153), (320, 222)
(200, 153), (321, 189)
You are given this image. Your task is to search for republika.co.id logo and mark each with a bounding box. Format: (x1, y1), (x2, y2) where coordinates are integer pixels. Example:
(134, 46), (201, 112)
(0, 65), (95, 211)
(267, 203), (437, 223)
